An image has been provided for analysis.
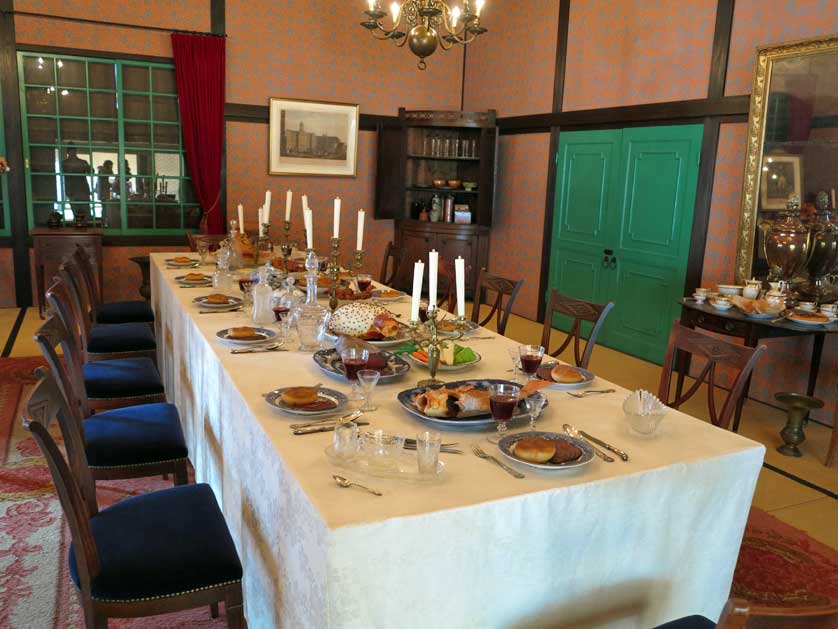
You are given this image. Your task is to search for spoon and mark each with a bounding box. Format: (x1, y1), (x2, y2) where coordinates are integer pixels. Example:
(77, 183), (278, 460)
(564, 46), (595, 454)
(333, 474), (382, 496)
(563, 424), (614, 462)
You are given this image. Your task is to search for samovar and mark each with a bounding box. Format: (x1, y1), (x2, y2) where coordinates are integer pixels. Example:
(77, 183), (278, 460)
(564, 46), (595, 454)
(802, 191), (838, 302)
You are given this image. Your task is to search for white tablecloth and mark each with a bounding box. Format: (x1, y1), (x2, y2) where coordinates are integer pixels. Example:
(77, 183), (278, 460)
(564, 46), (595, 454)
(150, 254), (764, 629)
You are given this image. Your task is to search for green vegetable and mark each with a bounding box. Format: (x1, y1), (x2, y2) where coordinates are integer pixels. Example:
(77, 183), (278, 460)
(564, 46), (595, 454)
(453, 345), (477, 365)
(391, 341), (418, 355)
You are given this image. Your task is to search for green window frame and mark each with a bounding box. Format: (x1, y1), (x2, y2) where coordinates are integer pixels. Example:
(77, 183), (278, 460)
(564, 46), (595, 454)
(0, 78), (10, 237)
(17, 51), (200, 235)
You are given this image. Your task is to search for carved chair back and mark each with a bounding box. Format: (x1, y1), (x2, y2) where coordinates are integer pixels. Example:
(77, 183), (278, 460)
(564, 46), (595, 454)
(379, 241), (404, 287)
(540, 290), (614, 369)
(471, 268), (524, 336)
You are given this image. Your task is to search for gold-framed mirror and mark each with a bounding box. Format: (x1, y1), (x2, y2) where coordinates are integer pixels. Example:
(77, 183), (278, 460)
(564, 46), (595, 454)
(734, 33), (838, 284)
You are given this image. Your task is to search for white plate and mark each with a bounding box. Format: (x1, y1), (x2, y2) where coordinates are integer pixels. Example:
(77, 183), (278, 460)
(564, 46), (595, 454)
(535, 362), (595, 390)
(322, 331), (410, 349)
(264, 387), (348, 416)
(742, 311), (778, 319)
(405, 350), (482, 372)
(497, 431), (594, 471)
(215, 327), (276, 346)
(785, 314), (832, 327)
(193, 295), (243, 309)
(166, 258), (200, 268)
(176, 274), (213, 285)
(371, 289), (407, 301)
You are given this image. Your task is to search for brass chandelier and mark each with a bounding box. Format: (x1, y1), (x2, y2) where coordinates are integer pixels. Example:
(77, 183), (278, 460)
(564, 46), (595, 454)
(361, 1), (487, 70)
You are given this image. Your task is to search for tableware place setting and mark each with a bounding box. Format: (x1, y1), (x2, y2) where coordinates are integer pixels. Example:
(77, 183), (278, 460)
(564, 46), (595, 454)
(264, 385), (349, 417)
(165, 256), (201, 269)
(176, 272), (214, 287)
(194, 294), (244, 312)
(313, 348), (410, 384)
(216, 326), (277, 347)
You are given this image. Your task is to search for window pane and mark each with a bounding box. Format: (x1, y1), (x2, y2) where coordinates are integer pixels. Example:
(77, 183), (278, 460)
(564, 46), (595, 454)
(58, 89), (88, 117)
(124, 93), (150, 120)
(23, 56), (54, 85)
(129, 176), (153, 200)
(28, 118), (58, 143)
(61, 174), (92, 203)
(56, 59), (86, 87)
(152, 67), (176, 93)
(30, 146), (57, 173)
(88, 62), (116, 90)
(127, 203), (153, 229)
(154, 124), (179, 148)
(123, 66), (149, 92)
(0, 202), (5, 230)
(182, 179), (197, 204)
(33, 202), (60, 227)
(126, 150), (153, 177)
(153, 176), (179, 200)
(31, 174), (61, 201)
(26, 87), (56, 115)
(154, 152), (181, 178)
(90, 92), (117, 118)
(60, 119), (89, 144)
(91, 119), (118, 144)
(153, 95), (178, 122)
(184, 206), (202, 229)
(124, 121), (151, 146)
(155, 204), (181, 229)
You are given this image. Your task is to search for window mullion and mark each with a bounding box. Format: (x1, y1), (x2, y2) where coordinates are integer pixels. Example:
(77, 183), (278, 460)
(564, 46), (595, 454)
(116, 61), (127, 235)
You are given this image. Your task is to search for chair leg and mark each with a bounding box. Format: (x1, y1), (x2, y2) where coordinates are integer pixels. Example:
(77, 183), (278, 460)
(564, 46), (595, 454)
(82, 602), (107, 629)
(225, 584), (245, 629)
(173, 460), (189, 486)
(210, 602), (219, 618)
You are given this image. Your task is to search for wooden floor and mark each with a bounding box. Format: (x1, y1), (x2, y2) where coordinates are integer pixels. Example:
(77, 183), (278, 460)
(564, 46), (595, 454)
(4, 305), (836, 550)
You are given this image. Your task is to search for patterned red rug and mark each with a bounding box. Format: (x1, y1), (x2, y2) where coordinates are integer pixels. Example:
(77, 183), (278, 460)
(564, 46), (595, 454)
(0, 357), (231, 628)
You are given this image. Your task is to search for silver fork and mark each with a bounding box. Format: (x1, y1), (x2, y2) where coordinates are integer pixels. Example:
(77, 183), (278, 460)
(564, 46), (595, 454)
(471, 444), (525, 479)
(567, 389), (616, 398)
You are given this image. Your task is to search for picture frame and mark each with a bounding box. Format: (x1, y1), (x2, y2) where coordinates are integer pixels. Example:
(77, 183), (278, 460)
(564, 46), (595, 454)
(269, 98), (360, 177)
(759, 153), (802, 210)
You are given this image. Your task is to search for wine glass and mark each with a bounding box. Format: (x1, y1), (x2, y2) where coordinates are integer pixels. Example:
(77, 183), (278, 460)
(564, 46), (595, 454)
(507, 347), (522, 384)
(518, 344), (545, 381)
(487, 382), (520, 444)
(238, 276), (255, 310)
(357, 369), (380, 412)
(356, 273), (373, 293)
(525, 395), (546, 431)
(196, 237), (210, 265)
(341, 348), (369, 400)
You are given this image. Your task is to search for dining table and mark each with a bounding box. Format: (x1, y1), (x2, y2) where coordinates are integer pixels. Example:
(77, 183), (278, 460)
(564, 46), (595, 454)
(150, 253), (765, 629)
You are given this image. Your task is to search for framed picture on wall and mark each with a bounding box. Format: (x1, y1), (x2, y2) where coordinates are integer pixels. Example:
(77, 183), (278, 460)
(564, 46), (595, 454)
(269, 98), (360, 177)
(759, 153), (802, 209)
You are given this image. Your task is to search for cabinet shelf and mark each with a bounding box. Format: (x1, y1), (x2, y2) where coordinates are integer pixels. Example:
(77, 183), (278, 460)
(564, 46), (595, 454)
(406, 154), (481, 162)
(406, 186), (479, 195)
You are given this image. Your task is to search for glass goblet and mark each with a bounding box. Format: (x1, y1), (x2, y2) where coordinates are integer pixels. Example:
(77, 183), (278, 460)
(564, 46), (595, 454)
(239, 277), (255, 310)
(518, 344), (545, 381)
(507, 347), (522, 384)
(487, 382), (521, 444)
(341, 348), (369, 400)
(525, 395), (546, 431)
(196, 238), (210, 265)
(357, 369), (380, 412)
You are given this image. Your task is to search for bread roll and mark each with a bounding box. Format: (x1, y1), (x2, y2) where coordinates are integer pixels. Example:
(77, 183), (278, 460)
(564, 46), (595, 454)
(280, 386), (318, 407)
(512, 438), (556, 463)
(227, 326), (261, 340)
(551, 364), (585, 383)
(206, 293), (231, 305)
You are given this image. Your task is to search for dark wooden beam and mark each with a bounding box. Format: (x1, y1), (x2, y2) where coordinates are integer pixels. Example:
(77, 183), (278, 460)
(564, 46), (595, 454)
(212, 0), (227, 225)
(211, 0), (225, 36)
(708, 0), (735, 99)
(0, 0), (32, 306)
(16, 43), (173, 64)
(224, 102), (398, 131)
(552, 0), (571, 113)
(6, 9), (224, 38)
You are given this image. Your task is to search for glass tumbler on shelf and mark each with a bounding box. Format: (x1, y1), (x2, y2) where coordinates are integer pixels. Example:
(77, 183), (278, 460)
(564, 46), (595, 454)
(488, 382), (521, 444)
(442, 138), (451, 158)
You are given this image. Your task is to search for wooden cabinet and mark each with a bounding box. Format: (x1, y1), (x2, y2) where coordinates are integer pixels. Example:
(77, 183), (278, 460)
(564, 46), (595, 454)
(394, 220), (490, 298)
(32, 228), (103, 317)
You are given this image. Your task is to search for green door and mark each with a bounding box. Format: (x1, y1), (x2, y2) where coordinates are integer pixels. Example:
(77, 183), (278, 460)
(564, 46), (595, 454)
(548, 125), (703, 364)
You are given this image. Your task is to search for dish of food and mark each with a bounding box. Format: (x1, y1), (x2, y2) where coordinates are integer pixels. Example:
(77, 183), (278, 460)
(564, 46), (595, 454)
(786, 311), (833, 326)
(396, 379), (548, 428)
(535, 362), (595, 390)
(264, 386), (348, 416)
(215, 326), (276, 345)
(193, 294), (243, 309)
(166, 256), (200, 267)
(313, 349), (410, 383)
(371, 289), (406, 301)
(176, 273), (212, 285)
(335, 287), (373, 301)
(406, 344), (481, 372)
(731, 297), (783, 319)
(436, 319), (480, 335)
(327, 302), (406, 344)
(497, 431), (594, 470)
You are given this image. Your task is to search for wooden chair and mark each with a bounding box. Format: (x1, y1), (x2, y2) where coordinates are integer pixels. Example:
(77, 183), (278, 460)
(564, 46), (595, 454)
(35, 314), (188, 485)
(654, 598), (749, 628)
(45, 280), (166, 412)
(470, 268), (524, 336)
(73, 245), (154, 325)
(540, 289), (614, 369)
(58, 260), (156, 363)
(656, 597), (838, 628)
(21, 366), (244, 628)
(379, 241), (404, 287)
(658, 320), (766, 431)
(186, 233), (227, 253)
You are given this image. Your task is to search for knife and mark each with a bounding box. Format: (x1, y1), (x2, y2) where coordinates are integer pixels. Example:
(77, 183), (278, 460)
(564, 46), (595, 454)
(293, 421), (369, 435)
(578, 430), (629, 461)
(290, 410), (363, 430)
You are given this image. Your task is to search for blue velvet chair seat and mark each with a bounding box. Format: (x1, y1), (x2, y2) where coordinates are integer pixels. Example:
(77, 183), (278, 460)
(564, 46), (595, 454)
(83, 403), (187, 467)
(654, 616), (715, 629)
(83, 358), (163, 399)
(87, 322), (156, 355)
(69, 484), (242, 601)
(96, 300), (154, 324)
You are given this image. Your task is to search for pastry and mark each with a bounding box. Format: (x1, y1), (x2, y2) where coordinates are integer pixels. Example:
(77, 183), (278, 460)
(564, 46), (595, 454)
(791, 311), (829, 323)
(183, 272), (207, 281)
(205, 293), (231, 305)
(173, 256), (194, 263)
(550, 439), (583, 464)
(551, 364), (585, 383)
(280, 386), (319, 407)
(226, 326), (262, 340)
(520, 379), (552, 397)
(415, 385), (491, 418)
(511, 437), (556, 463)
(328, 302), (401, 340)
(376, 290), (402, 299)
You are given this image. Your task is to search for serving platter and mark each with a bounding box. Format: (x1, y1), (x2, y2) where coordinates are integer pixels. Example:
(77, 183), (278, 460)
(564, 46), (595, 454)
(436, 319), (480, 336)
(264, 386), (348, 416)
(396, 379), (547, 429)
(371, 289), (407, 301)
(785, 313), (835, 326)
(322, 331), (410, 349)
(325, 445), (444, 483)
(313, 348), (410, 383)
(405, 350), (482, 372)
(497, 431), (594, 471)
(535, 362), (595, 390)
(215, 327), (276, 346)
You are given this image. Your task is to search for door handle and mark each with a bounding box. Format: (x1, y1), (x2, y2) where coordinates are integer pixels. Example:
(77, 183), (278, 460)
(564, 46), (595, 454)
(602, 255), (610, 268)
(609, 257), (617, 270)
(603, 248), (613, 255)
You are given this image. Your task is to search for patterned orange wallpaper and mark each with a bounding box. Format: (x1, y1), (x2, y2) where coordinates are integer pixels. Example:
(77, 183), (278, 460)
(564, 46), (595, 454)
(225, 0), (464, 113)
(563, 0), (716, 111)
(726, 0), (838, 96)
(15, 0), (209, 31)
(462, 0), (560, 116)
(488, 133), (551, 321)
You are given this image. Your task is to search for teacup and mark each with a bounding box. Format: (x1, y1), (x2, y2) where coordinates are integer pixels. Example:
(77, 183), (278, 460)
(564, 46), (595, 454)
(797, 301), (816, 312)
(742, 286), (760, 299)
(692, 293), (707, 303)
(694, 287), (710, 296)
(710, 297), (732, 310)
(820, 303), (837, 317)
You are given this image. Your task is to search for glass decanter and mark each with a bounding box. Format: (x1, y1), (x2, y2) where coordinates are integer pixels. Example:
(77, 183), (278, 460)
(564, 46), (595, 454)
(290, 250), (330, 352)
(226, 219), (244, 271)
(213, 241), (233, 291)
(251, 263), (275, 326)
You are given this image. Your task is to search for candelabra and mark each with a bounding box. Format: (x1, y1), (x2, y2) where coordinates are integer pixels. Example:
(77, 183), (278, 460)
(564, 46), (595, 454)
(408, 307), (468, 386)
(278, 220), (294, 272)
(327, 237), (342, 312)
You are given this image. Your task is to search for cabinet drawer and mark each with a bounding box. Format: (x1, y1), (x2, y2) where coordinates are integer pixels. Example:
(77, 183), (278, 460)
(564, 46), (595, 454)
(691, 312), (749, 337)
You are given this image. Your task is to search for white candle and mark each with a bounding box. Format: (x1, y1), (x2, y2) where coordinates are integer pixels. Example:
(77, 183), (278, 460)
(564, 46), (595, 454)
(302, 194), (309, 213)
(410, 261), (424, 322)
(356, 209), (365, 251)
(455, 256), (465, 317)
(285, 189), (292, 221)
(428, 249), (438, 310)
(303, 208), (313, 249)
(832, 188), (837, 210)
(264, 190), (272, 222)
(333, 196), (341, 239)
(258, 207), (264, 237)
(237, 203), (244, 233)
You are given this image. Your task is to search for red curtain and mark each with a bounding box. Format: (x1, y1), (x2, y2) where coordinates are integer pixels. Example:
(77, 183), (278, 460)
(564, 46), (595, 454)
(171, 33), (226, 234)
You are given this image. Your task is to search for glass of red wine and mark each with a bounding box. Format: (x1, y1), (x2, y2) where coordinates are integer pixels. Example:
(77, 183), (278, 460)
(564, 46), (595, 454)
(340, 348), (370, 400)
(356, 273), (373, 293)
(518, 344), (545, 381)
(488, 382), (521, 444)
